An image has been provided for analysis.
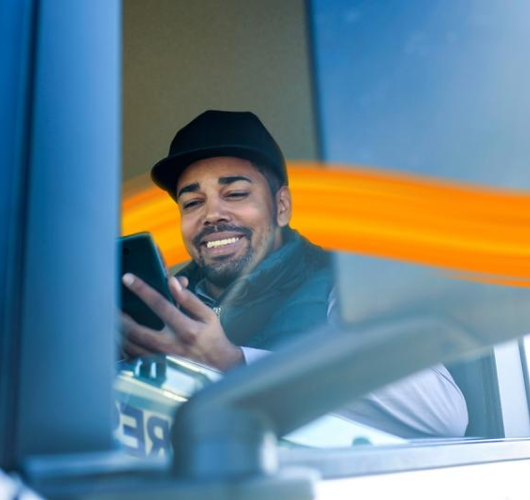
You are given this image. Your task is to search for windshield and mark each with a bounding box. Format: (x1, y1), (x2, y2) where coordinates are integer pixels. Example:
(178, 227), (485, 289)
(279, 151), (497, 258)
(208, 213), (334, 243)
(115, 0), (530, 460)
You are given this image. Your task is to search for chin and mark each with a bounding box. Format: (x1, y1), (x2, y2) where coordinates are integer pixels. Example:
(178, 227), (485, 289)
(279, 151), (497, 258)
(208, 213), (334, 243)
(204, 253), (255, 286)
(204, 267), (241, 289)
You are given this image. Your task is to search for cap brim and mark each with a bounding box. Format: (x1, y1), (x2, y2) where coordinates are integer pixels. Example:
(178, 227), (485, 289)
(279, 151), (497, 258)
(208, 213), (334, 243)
(151, 145), (283, 199)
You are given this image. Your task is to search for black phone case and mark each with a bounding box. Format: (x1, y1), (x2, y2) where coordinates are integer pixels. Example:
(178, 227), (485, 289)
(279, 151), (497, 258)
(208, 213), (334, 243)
(120, 232), (173, 331)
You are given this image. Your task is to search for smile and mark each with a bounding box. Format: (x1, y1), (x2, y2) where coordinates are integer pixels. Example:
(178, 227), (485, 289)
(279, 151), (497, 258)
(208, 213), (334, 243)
(205, 236), (241, 249)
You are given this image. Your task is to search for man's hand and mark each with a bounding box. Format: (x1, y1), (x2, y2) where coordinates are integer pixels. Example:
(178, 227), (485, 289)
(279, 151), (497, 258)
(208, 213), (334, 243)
(120, 273), (244, 371)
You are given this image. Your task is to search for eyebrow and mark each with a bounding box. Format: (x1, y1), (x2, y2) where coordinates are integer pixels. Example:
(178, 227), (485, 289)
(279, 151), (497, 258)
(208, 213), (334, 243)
(218, 175), (253, 186)
(177, 182), (200, 199)
(177, 176), (253, 199)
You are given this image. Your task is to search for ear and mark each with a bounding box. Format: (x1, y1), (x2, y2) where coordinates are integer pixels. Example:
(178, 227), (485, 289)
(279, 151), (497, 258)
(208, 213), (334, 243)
(275, 186), (292, 227)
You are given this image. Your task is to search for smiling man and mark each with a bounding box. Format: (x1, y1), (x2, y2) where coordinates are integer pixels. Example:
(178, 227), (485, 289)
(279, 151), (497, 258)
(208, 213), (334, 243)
(177, 156), (290, 298)
(121, 110), (333, 371)
(121, 109), (468, 438)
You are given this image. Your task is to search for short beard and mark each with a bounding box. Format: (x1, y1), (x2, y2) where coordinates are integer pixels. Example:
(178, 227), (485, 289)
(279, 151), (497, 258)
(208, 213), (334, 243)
(193, 223), (255, 289)
(201, 244), (256, 289)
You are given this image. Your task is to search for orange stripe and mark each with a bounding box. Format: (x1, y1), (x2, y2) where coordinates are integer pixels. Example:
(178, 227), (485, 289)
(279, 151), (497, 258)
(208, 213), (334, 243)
(122, 162), (530, 285)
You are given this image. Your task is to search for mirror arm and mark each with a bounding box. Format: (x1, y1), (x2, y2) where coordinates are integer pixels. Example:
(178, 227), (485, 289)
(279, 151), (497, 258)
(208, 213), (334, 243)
(171, 315), (484, 481)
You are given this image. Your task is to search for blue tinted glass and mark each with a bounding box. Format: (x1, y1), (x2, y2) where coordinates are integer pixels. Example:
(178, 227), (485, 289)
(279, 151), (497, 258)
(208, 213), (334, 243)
(311, 0), (530, 188)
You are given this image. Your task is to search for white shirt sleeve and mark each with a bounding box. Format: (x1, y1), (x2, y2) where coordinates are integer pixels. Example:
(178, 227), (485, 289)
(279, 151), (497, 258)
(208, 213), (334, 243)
(242, 288), (469, 438)
(326, 287), (469, 437)
(241, 346), (270, 364)
(339, 364), (469, 438)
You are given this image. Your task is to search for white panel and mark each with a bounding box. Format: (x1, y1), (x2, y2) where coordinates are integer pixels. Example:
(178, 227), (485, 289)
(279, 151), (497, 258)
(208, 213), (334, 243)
(318, 458), (530, 500)
(495, 341), (530, 437)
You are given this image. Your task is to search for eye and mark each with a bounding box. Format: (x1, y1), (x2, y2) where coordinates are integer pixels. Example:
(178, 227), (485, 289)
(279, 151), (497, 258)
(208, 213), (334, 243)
(181, 199), (203, 210)
(225, 191), (249, 200)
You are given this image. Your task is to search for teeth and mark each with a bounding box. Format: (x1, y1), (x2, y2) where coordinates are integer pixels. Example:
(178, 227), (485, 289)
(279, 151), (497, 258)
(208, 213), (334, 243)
(206, 237), (239, 249)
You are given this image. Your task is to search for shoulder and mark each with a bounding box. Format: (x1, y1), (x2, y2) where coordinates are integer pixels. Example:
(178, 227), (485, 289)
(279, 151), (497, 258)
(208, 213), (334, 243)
(270, 231), (334, 316)
(249, 266), (334, 349)
(288, 265), (333, 304)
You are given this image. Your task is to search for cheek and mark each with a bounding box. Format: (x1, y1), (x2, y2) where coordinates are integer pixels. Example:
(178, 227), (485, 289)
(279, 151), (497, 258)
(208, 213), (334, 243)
(247, 212), (276, 245)
(242, 198), (275, 224)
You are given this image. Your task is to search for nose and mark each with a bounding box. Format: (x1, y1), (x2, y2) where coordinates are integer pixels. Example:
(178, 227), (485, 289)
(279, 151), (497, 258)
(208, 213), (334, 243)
(202, 196), (230, 226)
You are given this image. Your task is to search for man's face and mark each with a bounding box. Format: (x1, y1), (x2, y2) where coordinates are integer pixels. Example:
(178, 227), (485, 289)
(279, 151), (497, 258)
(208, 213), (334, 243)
(176, 157), (290, 290)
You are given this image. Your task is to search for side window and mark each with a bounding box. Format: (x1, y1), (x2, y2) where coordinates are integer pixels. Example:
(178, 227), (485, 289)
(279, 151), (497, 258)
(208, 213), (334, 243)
(309, 0), (530, 446)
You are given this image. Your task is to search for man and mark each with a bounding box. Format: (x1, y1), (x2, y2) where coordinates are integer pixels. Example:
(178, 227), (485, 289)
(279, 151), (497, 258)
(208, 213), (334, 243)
(121, 110), (333, 371)
(121, 110), (468, 437)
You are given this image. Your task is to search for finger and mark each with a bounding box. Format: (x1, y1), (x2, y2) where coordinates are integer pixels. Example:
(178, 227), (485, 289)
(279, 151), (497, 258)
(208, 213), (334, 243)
(120, 312), (173, 352)
(168, 277), (216, 322)
(119, 311), (135, 328)
(122, 273), (197, 333)
(120, 311), (143, 335)
(177, 275), (189, 288)
(123, 339), (153, 359)
(118, 312), (136, 342)
(120, 315), (156, 358)
(121, 304), (198, 353)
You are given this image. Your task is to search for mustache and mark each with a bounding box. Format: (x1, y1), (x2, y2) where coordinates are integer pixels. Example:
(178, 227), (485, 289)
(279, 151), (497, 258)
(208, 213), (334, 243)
(192, 223), (253, 248)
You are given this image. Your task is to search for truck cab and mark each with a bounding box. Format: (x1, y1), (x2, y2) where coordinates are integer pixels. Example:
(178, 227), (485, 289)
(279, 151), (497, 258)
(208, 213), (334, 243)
(2, 1), (530, 499)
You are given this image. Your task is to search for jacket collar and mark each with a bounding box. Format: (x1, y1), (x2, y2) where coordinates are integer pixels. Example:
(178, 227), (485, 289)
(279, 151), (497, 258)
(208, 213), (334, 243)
(178, 227), (329, 306)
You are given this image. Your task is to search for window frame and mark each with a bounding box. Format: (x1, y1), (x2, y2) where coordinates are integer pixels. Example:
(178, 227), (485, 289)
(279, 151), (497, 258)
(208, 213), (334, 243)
(4, 0), (530, 496)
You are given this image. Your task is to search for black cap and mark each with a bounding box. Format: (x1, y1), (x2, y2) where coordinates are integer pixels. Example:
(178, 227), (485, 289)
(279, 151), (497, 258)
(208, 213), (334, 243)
(151, 110), (287, 196)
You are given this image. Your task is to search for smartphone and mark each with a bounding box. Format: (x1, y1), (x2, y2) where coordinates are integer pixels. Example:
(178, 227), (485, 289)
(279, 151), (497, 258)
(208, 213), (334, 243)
(120, 232), (173, 331)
